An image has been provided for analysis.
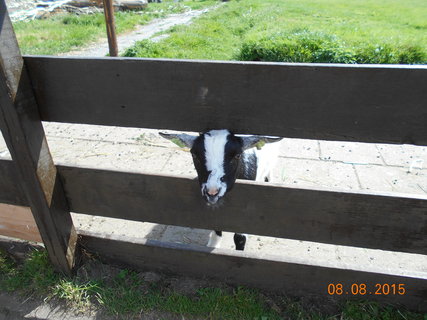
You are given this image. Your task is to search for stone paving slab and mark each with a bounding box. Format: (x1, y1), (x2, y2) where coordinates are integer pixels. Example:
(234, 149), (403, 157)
(356, 164), (427, 194)
(278, 138), (320, 160)
(319, 140), (384, 165)
(76, 140), (174, 173)
(275, 158), (360, 190)
(45, 123), (114, 142)
(376, 143), (427, 168)
(46, 136), (100, 166)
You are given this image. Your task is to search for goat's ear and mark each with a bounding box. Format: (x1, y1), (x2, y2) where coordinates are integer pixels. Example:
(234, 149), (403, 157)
(240, 135), (283, 150)
(159, 132), (197, 148)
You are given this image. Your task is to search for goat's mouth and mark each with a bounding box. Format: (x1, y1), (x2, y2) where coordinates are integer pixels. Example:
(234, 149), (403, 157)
(204, 196), (223, 207)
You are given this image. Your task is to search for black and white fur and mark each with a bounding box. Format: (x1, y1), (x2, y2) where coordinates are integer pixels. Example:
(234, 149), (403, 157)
(160, 129), (282, 251)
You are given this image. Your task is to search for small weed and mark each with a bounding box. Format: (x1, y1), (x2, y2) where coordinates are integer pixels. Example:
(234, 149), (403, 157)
(53, 280), (101, 309)
(134, 133), (146, 142)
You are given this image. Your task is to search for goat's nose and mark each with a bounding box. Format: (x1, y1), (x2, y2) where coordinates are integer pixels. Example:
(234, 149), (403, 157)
(206, 188), (219, 197)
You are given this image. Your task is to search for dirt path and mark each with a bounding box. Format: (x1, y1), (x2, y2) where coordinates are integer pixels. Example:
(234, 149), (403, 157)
(60, 6), (217, 57)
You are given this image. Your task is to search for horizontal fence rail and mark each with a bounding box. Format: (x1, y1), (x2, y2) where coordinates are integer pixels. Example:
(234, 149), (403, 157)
(1, 159), (426, 254)
(80, 231), (427, 313)
(24, 56), (427, 146)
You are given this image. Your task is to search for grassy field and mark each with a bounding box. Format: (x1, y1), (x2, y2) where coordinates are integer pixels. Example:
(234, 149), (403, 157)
(124, 0), (427, 64)
(1, 249), (425, 319)
(12, 0), (217, 55)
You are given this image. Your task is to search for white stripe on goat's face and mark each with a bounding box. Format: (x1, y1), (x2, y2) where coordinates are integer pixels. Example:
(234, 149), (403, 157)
(203, 130), (229, 200)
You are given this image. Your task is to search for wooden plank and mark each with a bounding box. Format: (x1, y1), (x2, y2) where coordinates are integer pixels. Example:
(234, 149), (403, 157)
(58, 165), (427, 254)
(0, 159), (28, 206)
(0, 204), (42, 242)
(0, 3), (76, 274)
(25, 56), (427, 145)
(80, 230), (427, 313)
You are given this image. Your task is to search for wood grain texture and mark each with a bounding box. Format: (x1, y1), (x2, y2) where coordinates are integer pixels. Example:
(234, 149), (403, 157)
(80, 230), (427, 313)
(0, 4), (76, 274)
(57, 165), (427, 254)
(0, 159), (28, 206)
(25, 56), (427, 145)
(0, 204), (42, 242)
(2, 159), (426, 254)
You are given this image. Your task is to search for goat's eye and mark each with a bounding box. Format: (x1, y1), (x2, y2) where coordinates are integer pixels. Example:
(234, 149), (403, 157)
(234, 154), (241, 160)
(220, 177), (226, 182)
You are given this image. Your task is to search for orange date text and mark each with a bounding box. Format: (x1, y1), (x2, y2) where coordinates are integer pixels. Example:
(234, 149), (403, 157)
(327, 283), (406, 296)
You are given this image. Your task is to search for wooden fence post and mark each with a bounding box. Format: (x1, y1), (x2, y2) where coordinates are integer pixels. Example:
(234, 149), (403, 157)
(0, 1), (77, 274)
(102, 0), (118, 56)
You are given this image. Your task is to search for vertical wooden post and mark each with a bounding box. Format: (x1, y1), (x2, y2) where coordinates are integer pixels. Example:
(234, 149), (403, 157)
(102, 0), (118, 56)
(0, 0), (77, 274)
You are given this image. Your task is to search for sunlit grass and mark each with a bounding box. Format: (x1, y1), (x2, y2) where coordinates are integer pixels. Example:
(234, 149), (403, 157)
(12, 0), (217, 55)
(124, 0), (426, 63)
(0, 249), (425, 319)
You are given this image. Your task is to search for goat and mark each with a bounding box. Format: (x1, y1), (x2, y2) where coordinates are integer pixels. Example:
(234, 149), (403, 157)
(160, 129), (282, 251)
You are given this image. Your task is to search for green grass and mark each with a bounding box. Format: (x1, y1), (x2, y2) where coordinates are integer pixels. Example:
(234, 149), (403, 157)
(1, 249), (426, 319)
(13, 0), (217, 55)
(124, 0), (427, 64)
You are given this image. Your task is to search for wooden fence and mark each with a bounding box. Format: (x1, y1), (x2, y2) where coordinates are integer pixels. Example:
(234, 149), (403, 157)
(0, 0), (426, 312)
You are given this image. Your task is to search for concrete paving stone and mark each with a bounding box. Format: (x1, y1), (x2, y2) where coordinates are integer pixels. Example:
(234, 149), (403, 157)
(78, 141), (173, 173)
(48, 123), (114, 141)
(103, 126), (173, 147)
(72, 213), (167, 240)
(376, 143), (427, 169)
(0, 132), (7, 152)
(46, 136), (100, 166)
(160, 225), (212, 246)
(245, 236), (427, 276)
(355, 164), (427, 195)
(279, 138), (320, 159)
(0, 132), (11, 159)
(319, 140), (383, 165)
(160, 149), (197, 176)
(42, 121), (71, 137)
(274, 158), (360, 190)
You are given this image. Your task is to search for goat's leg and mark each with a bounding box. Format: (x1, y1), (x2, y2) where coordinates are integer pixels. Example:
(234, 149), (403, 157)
(233, 233), (247, 251)
(207, 230), (222, 248)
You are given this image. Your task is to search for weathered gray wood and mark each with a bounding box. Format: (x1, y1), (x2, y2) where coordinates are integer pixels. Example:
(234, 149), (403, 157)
(58, 165), (427, 254)
(0, 3), (76, 274)
(0, 159), (28, 206)
(80, 230), (427, 313)
(2, 158), (426, 254)
(25, 56), (427, 145)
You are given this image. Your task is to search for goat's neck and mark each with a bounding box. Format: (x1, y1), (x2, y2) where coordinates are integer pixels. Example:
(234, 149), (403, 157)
(237, 149), (257, 180)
